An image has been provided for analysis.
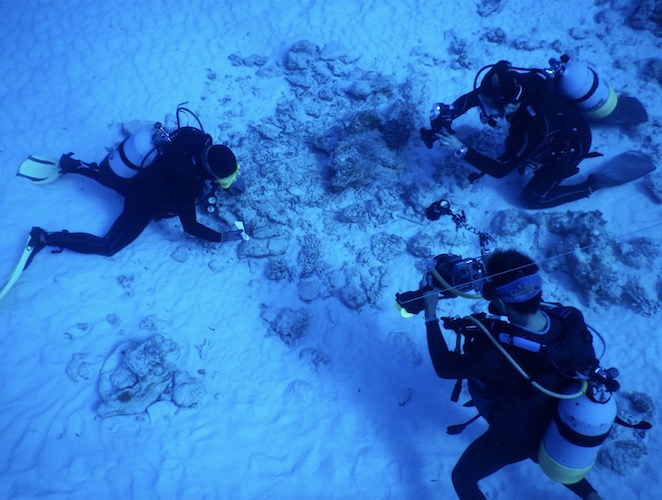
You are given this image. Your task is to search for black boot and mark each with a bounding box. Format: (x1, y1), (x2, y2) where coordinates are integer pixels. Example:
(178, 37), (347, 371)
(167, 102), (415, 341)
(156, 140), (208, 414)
(58, 152), (82, 174)
(25, 227), (48, 269)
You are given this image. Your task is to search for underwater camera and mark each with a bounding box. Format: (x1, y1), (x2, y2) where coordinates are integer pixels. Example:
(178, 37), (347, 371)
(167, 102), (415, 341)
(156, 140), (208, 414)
(420, 103), (456, 149)
(396, 254), (486, 316)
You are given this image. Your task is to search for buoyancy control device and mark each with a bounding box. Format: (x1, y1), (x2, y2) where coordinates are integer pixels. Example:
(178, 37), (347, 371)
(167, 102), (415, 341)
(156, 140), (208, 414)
(445, 309), (623, 484)
(492, 312), (621, 485)
(485, 308), (621, 485)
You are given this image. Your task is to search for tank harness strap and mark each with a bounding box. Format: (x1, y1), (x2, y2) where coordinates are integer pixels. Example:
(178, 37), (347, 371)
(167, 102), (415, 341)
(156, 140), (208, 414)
(118, 143), (142, 173)
(465, 316), (588, 399)
(450, 378), (463, 402)
(568, 67), (599, 105)
(554, 412), (611, 447)
(614, 415), (652, 431)
(450, 327), (464, 403)
(447, 327), (478, 433)
(447, 414), (481, 435)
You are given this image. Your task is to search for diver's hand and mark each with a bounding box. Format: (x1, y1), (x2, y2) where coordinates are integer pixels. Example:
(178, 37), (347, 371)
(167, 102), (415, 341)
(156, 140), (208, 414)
(226, 177), (246, 195)
(434, 132), (464, 152)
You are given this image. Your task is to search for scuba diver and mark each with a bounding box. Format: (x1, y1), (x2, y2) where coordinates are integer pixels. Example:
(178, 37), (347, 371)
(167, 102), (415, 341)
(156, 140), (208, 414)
(421, 249), (606, 499)
(24, 108), (245, 263)
(424, 59), (655, 209)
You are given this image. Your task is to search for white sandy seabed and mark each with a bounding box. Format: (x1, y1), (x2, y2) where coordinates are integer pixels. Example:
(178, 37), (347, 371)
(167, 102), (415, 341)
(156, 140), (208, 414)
(1, 1), (661, 499)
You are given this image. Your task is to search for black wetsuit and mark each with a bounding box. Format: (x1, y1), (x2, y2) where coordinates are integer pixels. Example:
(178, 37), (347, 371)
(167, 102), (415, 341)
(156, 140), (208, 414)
(451, 72), (594, 209)
(43, 129), (223, 256)
(425, 306), (599, 499)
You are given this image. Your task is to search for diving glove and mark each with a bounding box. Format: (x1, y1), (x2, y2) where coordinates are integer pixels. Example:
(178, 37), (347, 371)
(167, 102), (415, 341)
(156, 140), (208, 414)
(221, 230), (245, 243)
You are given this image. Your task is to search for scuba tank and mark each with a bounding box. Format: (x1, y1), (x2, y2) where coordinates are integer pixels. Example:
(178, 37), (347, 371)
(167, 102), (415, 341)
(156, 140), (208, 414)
(551, 55), (618, 120)
(102, 105), (208, 182)
(549, 54), (648, 124)
(538, 367), (619, 484)
(106, 127), (162, 179)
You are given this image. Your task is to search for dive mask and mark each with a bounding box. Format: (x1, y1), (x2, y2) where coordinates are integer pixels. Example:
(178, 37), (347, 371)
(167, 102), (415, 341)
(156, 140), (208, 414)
(218, 163), (240, 189)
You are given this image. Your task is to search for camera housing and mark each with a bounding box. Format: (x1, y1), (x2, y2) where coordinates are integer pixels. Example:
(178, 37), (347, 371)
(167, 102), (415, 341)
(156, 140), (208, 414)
(420, 103), (456, 149)
(396, 254), (485, 315)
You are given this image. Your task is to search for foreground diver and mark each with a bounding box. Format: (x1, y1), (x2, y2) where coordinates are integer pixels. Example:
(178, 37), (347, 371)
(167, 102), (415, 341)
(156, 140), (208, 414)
(427, 60), (655, 209)
(25, 114), (245, 263)
(422, 249), (604, 499)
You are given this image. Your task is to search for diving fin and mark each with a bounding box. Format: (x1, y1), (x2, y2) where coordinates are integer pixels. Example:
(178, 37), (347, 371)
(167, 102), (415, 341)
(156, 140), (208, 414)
(588, 151), (656, 191)
(0, 235), (37, 301)
(17, 155), (61, 185)
(0, 228), (50, 301)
